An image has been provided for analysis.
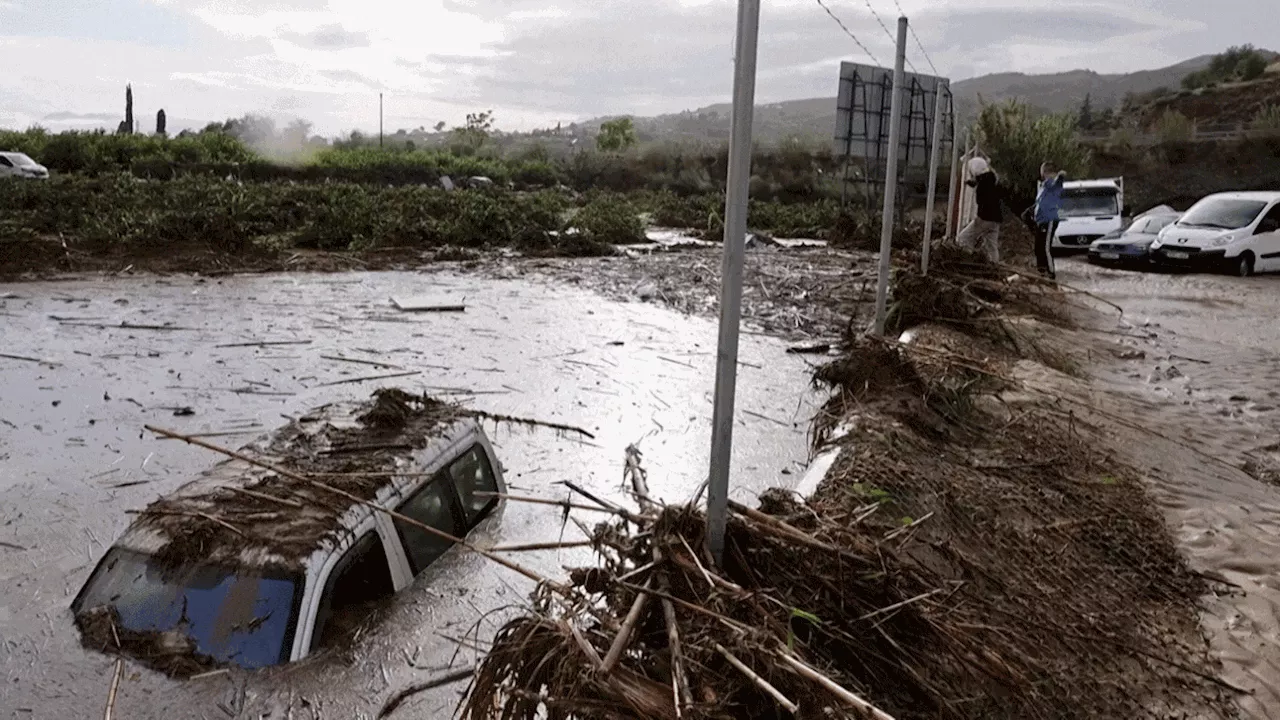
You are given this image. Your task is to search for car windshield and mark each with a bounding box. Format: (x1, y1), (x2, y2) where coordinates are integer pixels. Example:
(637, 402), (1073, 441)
(1127, 215), (1177, 235)
(5, 153), (39, 167)
(73, 548), (301, 669)
(1178, 199), (1267, 230)
(1059, 189), (1120, 217)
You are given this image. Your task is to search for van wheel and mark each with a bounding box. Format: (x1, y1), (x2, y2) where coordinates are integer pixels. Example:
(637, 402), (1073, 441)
(1236, 253), (1255, 277)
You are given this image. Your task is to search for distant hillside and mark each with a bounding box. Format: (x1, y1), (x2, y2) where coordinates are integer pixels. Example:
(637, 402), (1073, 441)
(586, 53), (1264, 146)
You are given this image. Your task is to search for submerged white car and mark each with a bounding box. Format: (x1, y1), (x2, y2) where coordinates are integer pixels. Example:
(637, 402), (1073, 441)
(71, 391), (505, 674)
(1150, 192), (1280, 276)
(0, 151), (49, 179)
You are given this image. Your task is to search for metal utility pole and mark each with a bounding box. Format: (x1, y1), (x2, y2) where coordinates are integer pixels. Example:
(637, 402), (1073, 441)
(944, 125), (963, 243)
(706, 0), (761, 565)
(921, 83), (947, 275)
(379, 93), (384, 147)
(871, 17), (909, 336)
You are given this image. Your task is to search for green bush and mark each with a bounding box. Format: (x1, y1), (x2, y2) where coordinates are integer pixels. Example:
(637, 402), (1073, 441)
(0, 128), (255, 174)
(568, 194), (645, 244)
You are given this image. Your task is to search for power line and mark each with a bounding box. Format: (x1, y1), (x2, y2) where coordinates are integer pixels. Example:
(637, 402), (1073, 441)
(814, 0), (880, 67)
(891, 0), (940, 75)
(858, 0), (917, 73)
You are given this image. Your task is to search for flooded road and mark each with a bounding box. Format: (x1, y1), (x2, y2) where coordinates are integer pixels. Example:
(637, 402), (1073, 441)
(0, 270), (820, 718)
(1058, 258), (1280, 718)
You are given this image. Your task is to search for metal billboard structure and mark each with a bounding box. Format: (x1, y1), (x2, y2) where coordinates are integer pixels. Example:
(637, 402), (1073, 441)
(833, 61), (954, 209)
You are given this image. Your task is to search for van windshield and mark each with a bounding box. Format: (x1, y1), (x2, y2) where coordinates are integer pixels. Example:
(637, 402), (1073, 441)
(1060, 189), (1119, 218)
(1178, 198), (1267, 230)
(73, 549), (301, 670)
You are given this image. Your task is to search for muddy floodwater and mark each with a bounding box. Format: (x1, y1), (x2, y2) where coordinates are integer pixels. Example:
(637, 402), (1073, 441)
(0, 270), (820, 718)
(1060, 259), (1280, 719)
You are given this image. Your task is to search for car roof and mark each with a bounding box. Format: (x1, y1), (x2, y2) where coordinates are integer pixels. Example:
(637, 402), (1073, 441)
(0, 151), (31, 159)
(1062, 179), (1120, 189)
(1200, 191), (1280, 202)
(114, 390), (479, 573)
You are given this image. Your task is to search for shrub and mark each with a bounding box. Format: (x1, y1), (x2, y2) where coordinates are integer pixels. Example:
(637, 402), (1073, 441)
(1252, 105), (1280, 132)
(568, 194), (645, 244)
(1153, 111), (1196, 144)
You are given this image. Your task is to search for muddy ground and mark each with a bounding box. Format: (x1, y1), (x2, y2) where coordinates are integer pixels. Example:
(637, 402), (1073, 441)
(5, 249), (1280, 717)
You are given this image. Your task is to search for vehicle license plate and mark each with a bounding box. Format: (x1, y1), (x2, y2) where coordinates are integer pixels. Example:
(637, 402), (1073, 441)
(1166, 251), (1189, 260)
(1100, 252), (1120, 260)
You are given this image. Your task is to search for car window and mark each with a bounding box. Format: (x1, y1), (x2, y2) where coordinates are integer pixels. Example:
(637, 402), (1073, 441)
(1180, 198), (1267, 230)
(1255, 205), (1280, 234)
(1059, 189), (1119, 217)
(448, 445), (499, 526)
(311, 532), (395, 651)
(72, 548), (301, 669)
(0, 156), (12, 168)
(393, 476), (463, 575)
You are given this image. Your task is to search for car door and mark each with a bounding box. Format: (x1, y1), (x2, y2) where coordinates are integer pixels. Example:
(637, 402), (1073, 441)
(1252, 203), (1280, 273)
(0, 155), (14, 178)
(309, 531), (396, 653)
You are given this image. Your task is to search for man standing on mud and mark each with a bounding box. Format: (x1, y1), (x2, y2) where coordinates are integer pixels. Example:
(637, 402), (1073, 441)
(956, 156), (1003, 263)
(1033, 161), (1066, 280)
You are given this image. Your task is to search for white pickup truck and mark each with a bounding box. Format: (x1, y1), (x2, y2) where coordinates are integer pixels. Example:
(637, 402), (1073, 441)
(1050, 177), (1126, 251)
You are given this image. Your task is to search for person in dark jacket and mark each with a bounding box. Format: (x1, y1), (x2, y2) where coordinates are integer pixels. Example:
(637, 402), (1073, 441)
(956, 156), (1004, 262)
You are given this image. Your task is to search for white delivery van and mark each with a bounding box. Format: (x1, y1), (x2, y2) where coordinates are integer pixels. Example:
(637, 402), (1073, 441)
(1049, 177), (1125, 251)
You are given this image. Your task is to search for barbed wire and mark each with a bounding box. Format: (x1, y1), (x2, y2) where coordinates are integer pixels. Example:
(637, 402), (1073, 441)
(813, 0), (880, 67)
(891, 0), (940, 75)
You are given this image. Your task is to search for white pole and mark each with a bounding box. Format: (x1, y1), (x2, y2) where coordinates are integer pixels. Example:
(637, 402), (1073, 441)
(872, 17), (909, 336)
(706, 0), (760, 564)
(921, 82), (946, 275)
(944, 124), (963, 242)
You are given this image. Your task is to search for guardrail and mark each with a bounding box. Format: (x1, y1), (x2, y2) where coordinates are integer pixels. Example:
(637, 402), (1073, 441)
(1079, 124), (1280, 146)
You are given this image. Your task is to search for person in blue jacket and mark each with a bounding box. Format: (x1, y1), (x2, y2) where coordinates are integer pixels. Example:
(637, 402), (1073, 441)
(1034, 161), (1067, 279)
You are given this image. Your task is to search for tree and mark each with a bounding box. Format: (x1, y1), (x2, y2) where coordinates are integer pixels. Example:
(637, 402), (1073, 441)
(972, 99), (1091, 209)
(1077, 94), (1093, 131)
(452, 110), (493, 151)
(117, 83), (134, 135)
(155, 109), (167, 136)
(433, 121), (447, 132)
(1183, 45), (1271, 89)
(597, 117), (637, 152)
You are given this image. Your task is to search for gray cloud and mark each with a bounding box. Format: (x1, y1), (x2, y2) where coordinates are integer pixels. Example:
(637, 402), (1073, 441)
(39, 110), (121, 122)
(923, 8), (1152, 49)
(284, 23), (371, 50)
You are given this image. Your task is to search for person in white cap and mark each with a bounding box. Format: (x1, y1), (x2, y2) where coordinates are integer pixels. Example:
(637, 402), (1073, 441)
(955, 155), (1005, 263)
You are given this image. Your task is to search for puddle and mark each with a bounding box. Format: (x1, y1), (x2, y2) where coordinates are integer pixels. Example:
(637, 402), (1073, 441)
(0, 269), (819, 717)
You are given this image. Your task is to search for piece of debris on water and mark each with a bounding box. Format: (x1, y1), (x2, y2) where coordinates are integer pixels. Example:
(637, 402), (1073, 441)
(390, 296), (466, 313)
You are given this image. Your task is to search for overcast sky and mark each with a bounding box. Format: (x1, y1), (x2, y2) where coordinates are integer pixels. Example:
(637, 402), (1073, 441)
(0, 0), (1268, 135)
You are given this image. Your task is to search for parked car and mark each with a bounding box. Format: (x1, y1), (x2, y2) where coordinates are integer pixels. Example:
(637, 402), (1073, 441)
(0, 151), (49, 179)
(1050, 177), (1127, 252)
(70, 392), (505, 673)
(1150, 192), (1280, 276)
(1087, 207), (1181, 267)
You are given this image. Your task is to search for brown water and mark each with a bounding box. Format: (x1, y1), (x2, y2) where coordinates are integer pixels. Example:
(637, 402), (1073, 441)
(1052, 259), (1280, 718)
(0, 270), (820, 718)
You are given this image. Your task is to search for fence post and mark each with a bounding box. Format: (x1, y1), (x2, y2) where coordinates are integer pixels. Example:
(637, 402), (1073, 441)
(921, 83), (947, 275)
(872, 16), (909, 336)
(706, 0), (761, 565)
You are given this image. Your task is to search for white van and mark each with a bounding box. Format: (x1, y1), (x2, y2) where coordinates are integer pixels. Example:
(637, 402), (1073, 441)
(1050, 177), (1126, 251)
(1150, 192), (1280, 276)
(71, 391), (506, 674)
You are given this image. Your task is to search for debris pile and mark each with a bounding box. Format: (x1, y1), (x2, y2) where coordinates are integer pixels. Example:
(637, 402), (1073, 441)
(458, 258), (1237, 719)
